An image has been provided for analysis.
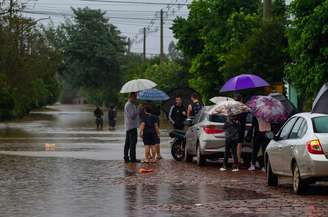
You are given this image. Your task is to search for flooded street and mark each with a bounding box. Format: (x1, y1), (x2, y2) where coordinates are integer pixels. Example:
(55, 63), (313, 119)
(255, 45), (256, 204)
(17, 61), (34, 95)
(0, 104), (328, 217)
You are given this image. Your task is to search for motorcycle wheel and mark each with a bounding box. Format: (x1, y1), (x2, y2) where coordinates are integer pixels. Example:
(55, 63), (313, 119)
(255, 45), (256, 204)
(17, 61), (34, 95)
(171, 140), (185, 161)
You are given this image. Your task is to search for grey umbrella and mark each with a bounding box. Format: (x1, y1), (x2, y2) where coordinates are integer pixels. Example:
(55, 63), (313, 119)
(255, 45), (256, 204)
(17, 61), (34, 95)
(312, 83), (328, 114)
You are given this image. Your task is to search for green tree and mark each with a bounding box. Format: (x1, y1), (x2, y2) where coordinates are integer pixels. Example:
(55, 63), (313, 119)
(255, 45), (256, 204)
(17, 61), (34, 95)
(172, 0), (261, 101)
(285, 0), (328, 101)
(221, 0), (288, 83)
(0, 6), (61, 120)
(53, 7), (126, 105)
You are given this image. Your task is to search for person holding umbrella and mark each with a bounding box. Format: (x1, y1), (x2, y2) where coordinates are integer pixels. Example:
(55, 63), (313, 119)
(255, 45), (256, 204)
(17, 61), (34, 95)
(137, 88), (169, 161)
(220, 115), (241, 172)
(120, 79), (157, 163)
(246, 95), (288, 171)
(210, 100), (250, 172)
(123, 92), (140, 163)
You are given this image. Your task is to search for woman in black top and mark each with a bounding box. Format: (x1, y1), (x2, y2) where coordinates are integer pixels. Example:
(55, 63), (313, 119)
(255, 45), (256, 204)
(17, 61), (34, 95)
(139, 107), (160, 163)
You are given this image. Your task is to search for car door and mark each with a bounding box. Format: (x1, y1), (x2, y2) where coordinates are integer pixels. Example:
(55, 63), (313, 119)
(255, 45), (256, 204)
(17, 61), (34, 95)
(269, 117), (298, 174)
(280, 117), (305, 175)
(186, 110), (203, 155)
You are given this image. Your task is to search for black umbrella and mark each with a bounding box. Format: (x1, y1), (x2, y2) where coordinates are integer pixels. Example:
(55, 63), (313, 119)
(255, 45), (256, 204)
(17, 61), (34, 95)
(312, 83), (328, 114)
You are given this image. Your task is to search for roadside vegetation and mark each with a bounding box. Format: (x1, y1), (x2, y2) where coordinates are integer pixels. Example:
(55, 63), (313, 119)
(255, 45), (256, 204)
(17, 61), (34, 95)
(1, 0), (327, 120)
(0, 1), (60, 121)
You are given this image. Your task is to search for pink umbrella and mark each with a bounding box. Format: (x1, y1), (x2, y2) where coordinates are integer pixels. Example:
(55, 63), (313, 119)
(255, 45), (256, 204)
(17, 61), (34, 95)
(246, 95), (288, 123)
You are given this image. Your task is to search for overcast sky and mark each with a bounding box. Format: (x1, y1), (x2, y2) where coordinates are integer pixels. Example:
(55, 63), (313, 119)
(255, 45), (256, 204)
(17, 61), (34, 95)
(23, 0), (191, 56)
(23, 0), (292, 56)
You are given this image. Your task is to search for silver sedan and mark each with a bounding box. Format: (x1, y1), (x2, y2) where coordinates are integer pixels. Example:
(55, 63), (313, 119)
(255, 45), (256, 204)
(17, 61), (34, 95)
(185, 106), (253, 166)
(265, 113), (328, 194)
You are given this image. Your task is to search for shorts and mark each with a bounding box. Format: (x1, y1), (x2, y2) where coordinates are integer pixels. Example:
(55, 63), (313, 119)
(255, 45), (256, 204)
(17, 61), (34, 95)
(143, 133), (158, 146)
(155, 137), (160, 144)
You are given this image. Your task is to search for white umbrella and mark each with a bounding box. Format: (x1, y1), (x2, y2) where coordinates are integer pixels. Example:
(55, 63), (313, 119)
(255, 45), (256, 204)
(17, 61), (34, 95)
(120, 79), (157, 93)
(210, 96), (235, 104)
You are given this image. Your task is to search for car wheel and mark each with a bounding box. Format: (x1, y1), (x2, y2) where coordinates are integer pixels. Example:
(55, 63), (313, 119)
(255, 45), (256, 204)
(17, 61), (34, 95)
(267, 160), (278, 186)
(184, 144), (193, 162)
(196, 145), (206, 166)
(293, 163), (307, 195)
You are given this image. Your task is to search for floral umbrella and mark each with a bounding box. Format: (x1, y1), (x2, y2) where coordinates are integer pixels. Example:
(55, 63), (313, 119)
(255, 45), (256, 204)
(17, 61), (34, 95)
(246, 95), (288, 123)
(210, 100), (250, 116)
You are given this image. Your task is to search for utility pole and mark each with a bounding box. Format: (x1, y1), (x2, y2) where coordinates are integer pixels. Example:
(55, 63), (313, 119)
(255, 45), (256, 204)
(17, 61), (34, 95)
(143, 27), (146, 61)
(9, 0), (14, 17)
(127, 37), (131, 54)
(160, 9), (164, 63)
(263, 0), (272, 21)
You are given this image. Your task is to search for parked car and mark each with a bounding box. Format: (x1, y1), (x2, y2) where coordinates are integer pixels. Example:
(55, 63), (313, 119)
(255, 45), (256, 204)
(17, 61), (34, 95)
(184, 106), (253, 166)
(265, 113), (328, 194)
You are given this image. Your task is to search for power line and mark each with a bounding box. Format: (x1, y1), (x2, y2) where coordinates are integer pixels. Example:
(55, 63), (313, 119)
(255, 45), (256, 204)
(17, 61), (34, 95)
(79, 0), (190, 6)
(22, 10), (176, 21)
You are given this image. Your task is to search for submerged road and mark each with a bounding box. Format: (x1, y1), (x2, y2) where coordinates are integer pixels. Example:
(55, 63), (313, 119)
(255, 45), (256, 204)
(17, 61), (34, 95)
(0, 104), (327, 217)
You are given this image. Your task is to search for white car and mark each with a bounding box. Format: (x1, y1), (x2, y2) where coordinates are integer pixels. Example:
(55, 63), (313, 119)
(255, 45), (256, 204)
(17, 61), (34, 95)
(265, 113), (328, 194)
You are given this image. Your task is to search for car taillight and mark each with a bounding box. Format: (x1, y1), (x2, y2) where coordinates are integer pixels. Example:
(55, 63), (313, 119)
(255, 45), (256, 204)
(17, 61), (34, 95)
(202, 125), (224, 134)
(306, 139), (324, 155)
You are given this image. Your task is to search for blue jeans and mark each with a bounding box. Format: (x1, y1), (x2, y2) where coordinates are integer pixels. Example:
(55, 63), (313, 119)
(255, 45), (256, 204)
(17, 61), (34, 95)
(223, 139), (238, 168)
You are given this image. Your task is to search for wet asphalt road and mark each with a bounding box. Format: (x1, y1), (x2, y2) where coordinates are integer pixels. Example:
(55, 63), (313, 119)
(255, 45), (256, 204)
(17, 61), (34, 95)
(0, 104), (328, 217)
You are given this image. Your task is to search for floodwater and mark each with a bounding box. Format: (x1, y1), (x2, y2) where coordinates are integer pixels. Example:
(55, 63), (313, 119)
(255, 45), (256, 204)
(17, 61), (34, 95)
(0, 104), (270, 217)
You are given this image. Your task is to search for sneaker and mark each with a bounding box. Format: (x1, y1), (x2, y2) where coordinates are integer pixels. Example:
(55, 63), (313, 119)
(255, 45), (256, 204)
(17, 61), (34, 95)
(232, 168), (239, 172)
(248, 165), (256, 171)
(220, 167), (227, 171)
(261, 167), (266, 172)
(130, 159), (141, 163)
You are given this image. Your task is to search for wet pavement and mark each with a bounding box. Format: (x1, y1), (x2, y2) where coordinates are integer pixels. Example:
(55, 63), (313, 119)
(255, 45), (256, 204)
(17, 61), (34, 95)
(0, 104), (328, 217)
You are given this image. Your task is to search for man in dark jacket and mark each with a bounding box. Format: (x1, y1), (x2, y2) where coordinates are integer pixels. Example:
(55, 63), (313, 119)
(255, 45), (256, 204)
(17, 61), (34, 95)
(168, 96), (187, 130)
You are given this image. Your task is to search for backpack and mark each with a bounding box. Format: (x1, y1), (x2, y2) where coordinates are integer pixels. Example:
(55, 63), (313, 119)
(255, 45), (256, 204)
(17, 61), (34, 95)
(191, 102), (203, 116)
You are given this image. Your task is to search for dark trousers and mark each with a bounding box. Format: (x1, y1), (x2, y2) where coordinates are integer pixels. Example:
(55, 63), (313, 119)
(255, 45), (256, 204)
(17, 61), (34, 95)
(223, 139), (238, 168)
(251, 132), (269, 166)
(173, 124), (184, 131)
(124, 128), (137, 161)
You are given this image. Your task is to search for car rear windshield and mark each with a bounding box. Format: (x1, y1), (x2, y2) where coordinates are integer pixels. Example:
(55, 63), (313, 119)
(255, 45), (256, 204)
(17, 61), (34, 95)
(312, 116), (328, 133)
(208, 115), (226, 123)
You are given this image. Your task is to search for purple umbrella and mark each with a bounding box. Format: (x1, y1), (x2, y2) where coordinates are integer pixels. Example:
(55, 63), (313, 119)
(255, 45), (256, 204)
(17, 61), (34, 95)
(220, 74), (270, 93)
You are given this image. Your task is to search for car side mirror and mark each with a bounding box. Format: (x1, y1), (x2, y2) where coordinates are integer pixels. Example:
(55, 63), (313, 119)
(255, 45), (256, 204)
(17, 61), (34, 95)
(273, 134), (279, 141)
(184, 118), (193, 127)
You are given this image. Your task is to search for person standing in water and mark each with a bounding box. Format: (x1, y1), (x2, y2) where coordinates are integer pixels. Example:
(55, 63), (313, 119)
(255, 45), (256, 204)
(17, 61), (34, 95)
(123, 93), (140, 163)
(169, 95), (187, 130)
(108, 104), (117, 130)
(94, 106), (104, 130)
(139, 106), (160, 163)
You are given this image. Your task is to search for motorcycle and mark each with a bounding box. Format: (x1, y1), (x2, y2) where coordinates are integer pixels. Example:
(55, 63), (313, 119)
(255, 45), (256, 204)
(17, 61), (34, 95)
(169, 130), (186, 161)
